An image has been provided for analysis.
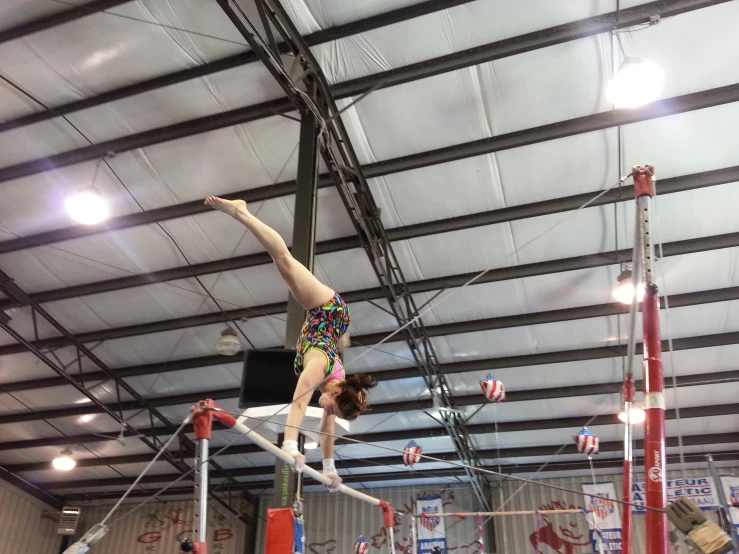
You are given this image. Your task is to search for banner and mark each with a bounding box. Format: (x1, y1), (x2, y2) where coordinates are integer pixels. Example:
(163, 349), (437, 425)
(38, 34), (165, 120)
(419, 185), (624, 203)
(416, 496), (447, 554)
(720, 475), (739, 532)
(631, 477), (718, 513)
(582, 482), (622, 554)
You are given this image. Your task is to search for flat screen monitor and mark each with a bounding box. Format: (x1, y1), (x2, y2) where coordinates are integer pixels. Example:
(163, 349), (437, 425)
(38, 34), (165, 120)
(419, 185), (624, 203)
(238, 348), (321, 409)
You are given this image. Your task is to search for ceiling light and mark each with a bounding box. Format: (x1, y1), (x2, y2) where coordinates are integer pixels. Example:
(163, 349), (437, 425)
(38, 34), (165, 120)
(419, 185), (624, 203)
(613, 269), (645, 305)
(65, 187), (109, 225)
(618, 406), (646, 424)
(52, 448), (76, 471)
(215, 327), (242, 356)
(607, 57), (665, 108)
(304, 441), (318, 450)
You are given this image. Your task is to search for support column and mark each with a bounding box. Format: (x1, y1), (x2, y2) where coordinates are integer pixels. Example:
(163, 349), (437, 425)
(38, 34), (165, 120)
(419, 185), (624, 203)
(284, 105), (320, 347)
(273, 107), (319, 508)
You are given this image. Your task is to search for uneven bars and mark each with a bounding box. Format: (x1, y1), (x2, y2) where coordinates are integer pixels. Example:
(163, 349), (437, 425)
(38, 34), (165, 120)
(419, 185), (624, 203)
(415, 510), (584, 517)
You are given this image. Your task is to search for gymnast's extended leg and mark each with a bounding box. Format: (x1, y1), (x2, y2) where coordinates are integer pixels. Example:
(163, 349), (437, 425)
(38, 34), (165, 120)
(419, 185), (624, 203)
(204, 196), (335, 310)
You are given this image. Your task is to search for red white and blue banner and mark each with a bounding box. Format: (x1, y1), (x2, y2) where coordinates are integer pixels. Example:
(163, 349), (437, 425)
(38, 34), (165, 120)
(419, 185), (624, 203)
(582, 482), (622, 554)
(631, 477), (719, 512)
(416, 496), (447, 554)
(720, 475), (739, 533)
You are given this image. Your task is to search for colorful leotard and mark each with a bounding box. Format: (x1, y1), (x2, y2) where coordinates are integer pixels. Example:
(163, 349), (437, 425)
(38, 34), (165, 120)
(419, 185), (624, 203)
(294, 293), (350, 381)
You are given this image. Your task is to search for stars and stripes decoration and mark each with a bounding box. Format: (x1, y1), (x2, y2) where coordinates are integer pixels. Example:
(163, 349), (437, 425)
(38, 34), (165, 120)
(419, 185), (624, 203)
(354, 536), (370, 554)
(480, 374), (505, 403)
(403, 440), (423, 467)
(574, 427), (599, 455)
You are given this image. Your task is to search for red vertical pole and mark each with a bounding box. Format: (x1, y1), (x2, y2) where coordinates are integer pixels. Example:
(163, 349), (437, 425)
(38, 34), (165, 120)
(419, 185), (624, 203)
(633, 166), (668, 554)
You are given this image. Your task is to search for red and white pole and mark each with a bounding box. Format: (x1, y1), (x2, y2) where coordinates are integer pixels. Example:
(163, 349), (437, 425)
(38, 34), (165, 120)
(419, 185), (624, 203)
(621, 373), (634, 554)
(633, 166), (668, 554)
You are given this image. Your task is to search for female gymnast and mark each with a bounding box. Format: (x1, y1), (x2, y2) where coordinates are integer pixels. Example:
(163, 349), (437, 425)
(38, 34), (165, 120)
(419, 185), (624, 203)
(205, 196), (376, 490)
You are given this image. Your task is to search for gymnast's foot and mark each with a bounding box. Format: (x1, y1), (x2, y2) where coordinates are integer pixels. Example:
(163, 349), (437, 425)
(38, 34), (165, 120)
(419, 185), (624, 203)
(204, 196), (247, 218)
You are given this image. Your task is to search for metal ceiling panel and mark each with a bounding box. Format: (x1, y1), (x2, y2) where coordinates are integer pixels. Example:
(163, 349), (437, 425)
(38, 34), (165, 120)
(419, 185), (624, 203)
(622, 101), (739, 180)
(123, 363), (242, 399)
(315, 0), (621, 84)
(294, 0), (432, 30)
(368, 153), (505, 228)
(339, 5), (739, 160)
(0, 0), (246, 110)
(0, 0), (91, 34)
(20, 463), (128, 485)
(464, 394), (622, 426)
(0, 120), (92, 167)
(334, 436), (455, 461)
(3, 382), (130, 412)
(623, 2), (739, 101)
(64, 64), (287, 144)
(341, 69), (492, 165)
(0, 419), (64, 444)
(342, 341), (415, 373)
(445, 340), (739, 396)
(430, 299), (739, 364)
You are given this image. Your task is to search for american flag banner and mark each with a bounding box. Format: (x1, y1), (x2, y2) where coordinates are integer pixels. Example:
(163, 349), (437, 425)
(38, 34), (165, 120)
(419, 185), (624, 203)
(354, 535), (370, 554)
(403, 440), (423, 467)
(574, 427), (599, 455)
(582, 482), (623, 554)
(479, 374), (505, 403)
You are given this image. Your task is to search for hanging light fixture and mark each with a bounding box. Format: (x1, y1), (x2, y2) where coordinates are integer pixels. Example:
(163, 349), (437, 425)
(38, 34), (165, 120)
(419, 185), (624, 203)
(52, 447), (76, 471)
(607, 57), (665, 108)
(613, 268), (645, 305)
(215, 327), (242, 356)
(65, 186), (109, 225)
(304, 441), (319, 450)
(618, 405), (646, 424)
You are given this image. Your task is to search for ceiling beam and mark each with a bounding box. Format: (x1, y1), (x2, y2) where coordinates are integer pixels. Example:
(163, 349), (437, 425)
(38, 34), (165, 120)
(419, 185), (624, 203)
(5, 370), (739, 466)
(1, 165), (736, 304)
(1, 345), (735, 427)
(34, 432), (739, 490)
(0, 0), (476, 133)
(58, 450), (739, 501)
(3, 399), (736, 457)
(0, 2), (733, 187)
(2, 280), (739, 392)
(1, 277), (737, 357)
(0, 0), (133, 45)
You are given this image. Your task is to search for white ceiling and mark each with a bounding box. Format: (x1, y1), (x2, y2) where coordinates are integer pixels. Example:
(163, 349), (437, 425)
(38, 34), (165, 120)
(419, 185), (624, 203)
(0, 0), (737, 508)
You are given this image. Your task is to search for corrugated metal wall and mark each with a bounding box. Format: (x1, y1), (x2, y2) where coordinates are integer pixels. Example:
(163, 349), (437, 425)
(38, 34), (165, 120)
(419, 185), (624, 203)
(0, 479), (62, 554)
(256, 484), (483, 554)
(73, 499), (248, 554)
(493, 467), (738, 554)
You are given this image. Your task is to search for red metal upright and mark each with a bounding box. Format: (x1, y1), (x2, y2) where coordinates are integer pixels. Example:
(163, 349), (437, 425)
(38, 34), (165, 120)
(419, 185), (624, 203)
(633, 166), (668, 554)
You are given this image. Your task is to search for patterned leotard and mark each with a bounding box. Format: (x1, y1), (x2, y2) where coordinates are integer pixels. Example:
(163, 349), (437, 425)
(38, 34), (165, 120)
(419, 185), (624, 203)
(294, 292), (350, 381)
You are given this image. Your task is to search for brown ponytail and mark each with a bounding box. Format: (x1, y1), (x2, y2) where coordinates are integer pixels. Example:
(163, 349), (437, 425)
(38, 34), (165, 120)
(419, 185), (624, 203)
(336, 373), (377, 421)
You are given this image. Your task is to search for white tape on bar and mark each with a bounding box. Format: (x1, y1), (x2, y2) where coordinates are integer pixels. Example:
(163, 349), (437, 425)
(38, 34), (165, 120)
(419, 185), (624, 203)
(232, 416), (381, 506)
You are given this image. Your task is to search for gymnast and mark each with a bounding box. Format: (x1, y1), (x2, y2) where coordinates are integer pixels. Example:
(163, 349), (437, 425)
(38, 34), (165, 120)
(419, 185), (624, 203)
(205, 197), (376, 491)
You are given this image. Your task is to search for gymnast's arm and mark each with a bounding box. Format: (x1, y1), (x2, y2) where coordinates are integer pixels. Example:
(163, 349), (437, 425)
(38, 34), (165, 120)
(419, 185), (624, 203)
(320, 411), (341, 490)
(320, 411), (336, 459)
(285, 362), (324, 443)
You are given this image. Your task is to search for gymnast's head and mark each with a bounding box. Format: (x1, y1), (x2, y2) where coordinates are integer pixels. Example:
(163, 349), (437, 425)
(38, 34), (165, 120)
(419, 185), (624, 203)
(319, 373), (377, 421)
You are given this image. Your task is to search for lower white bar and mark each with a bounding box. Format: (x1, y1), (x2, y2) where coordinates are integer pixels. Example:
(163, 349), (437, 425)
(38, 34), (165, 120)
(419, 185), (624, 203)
(231, 417), (381, 507)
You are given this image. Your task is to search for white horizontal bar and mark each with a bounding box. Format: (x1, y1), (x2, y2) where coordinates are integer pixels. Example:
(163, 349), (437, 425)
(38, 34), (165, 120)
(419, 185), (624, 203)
(232, 416), (381, 507)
